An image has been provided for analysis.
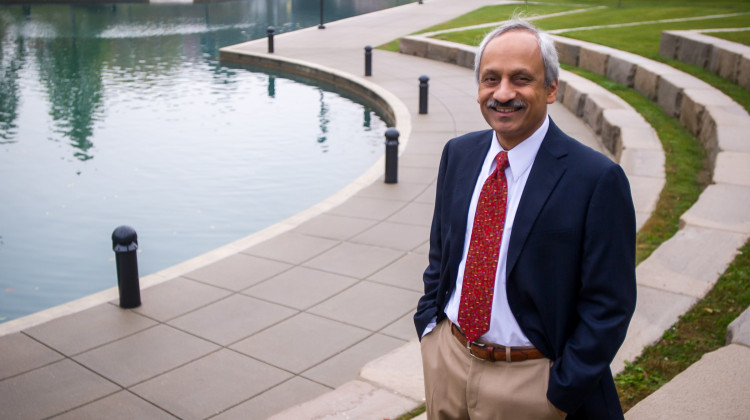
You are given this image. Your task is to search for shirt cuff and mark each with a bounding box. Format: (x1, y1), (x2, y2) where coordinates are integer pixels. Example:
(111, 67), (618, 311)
(421, 318), (437, 339)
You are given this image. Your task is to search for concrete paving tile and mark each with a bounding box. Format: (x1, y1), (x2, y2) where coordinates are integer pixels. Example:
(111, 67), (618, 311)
(303, 242), (405, 279)
(0, 359), (120, 420)
(412, 239), (430, 255)
(184, 253), (292, 291)
(308, 281), (421, 331)
(415, 181), (437, 204)
(292, 213), (378, 241)
(625, 345), (750, 420)
(360, 339), (424, 402)
(168, 294), (297, 346)
(212, 377), (331, 420)
(73, 324), (218, 387)
(357, 180), (431, 201)
(51, 390), (177, 420)
(133, 277), (232, 322)
(0, 332), (63, 380)
(368, 252), (426, 292)
(24, 303), (157, 356)
(387, 201), (434, 227)
(231, 313), (369, 374)
(241, 232), (339, 265)
(349, 221), (429, 251)
(400, 153), (441, 170)
(267, 380), (418, 420)
(302, 333), (406, 388)
(243, 266), (357, 310)
(131, 349), (292, 420)
(397, 165), (441, 184)
(327, 195), (407, 220)
(380, 312), (419, 341)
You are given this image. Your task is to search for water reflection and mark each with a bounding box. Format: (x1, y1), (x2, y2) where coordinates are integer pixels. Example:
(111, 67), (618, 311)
(0, 0), (413, 323)
(0, 26), (23, 143)
(0, 0), (411, 162)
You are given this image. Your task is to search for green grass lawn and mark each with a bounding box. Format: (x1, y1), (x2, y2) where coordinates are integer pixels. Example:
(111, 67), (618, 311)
(413, 3), (583, 34)
(705, 29), (750, 46)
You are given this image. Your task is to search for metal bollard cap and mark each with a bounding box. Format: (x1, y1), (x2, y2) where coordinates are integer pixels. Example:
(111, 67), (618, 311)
(419, 75), (430, 83)
(385, 127), (400, 144)
(112, 225), (138, 252)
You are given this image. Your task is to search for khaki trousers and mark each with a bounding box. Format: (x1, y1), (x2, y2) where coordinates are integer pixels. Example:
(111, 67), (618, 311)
(421, 319), (565, 420)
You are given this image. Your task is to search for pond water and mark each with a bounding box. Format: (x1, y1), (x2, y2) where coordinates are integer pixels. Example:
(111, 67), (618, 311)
(0, 0), (414, 323)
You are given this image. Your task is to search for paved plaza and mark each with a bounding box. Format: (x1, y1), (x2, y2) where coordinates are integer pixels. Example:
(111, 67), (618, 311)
(1, 1), (749, 419)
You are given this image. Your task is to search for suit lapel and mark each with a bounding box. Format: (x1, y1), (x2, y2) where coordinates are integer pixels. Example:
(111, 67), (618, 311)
(506, 120), (569, 276)
(448, 131), (492, 272)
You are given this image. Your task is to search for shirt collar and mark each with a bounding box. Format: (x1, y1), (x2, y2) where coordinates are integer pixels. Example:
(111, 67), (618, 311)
(488, 115), (549, 182)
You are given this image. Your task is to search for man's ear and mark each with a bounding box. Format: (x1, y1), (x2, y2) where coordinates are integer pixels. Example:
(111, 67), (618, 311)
(546, 79), (559, 104)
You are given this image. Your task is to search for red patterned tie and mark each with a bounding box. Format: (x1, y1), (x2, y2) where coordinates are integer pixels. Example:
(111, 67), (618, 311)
(458, 151), (509, 343)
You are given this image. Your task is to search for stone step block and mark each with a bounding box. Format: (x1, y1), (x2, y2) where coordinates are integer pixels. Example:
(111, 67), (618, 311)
(612, 284), (697, 375)
(628, 175), (665, 227)
(635, 225), (747, 298)
(713, 151), (750, 187)
(625, 345), (750, 420)
(700, 104), (750, 155)
(619, 148), (666, 179)
(680, 183), (750, 234)
(727, 307), (750, 347)
(602, 109), (662, 151)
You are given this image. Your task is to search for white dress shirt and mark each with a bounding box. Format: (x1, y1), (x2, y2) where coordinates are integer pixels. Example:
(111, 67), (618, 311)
(424, 115), (549, 346)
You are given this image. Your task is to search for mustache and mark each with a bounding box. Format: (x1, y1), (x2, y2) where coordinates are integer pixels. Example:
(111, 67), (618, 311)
(487, 99), (525, 109)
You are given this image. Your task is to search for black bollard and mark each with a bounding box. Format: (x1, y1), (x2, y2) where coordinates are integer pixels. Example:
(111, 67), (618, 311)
(267, 26), (275, 53)
(419, 0), (423, 4)
(112, 225), (141, 309)
(385, 128), (399, 184)
(419, 75), (429, 114)
(364, 45), (372, 76)
(318, 0), (325, 29)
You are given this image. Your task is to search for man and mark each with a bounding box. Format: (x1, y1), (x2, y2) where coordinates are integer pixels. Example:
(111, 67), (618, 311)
(414, 18), (636, 420)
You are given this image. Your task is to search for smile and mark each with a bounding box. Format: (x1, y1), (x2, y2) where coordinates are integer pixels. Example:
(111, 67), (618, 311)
(487, 100), (525, 114)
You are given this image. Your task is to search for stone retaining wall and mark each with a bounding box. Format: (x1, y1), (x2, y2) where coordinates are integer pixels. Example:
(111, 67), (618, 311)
(221, 51), (398, 127)
(660, 30), (750, 90)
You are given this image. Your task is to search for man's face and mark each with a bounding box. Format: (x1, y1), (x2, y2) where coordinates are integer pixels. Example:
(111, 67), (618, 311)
(477, 30), (558, 150)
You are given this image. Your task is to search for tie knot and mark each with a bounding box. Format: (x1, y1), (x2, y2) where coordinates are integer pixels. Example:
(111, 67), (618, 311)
(496, 151), (509, 173)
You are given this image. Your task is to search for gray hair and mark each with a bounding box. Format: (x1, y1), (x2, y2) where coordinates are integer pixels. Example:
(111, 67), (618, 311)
(474, 17), (559, 87)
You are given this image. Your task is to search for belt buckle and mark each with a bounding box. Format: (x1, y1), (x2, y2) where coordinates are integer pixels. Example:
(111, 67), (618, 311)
(466, 340), (486, 360)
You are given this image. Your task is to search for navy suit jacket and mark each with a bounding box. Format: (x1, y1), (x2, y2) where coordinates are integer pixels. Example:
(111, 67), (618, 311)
(414, 120), (636, 419)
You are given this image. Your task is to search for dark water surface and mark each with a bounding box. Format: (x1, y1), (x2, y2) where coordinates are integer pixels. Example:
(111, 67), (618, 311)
(0, 0), (415, 323)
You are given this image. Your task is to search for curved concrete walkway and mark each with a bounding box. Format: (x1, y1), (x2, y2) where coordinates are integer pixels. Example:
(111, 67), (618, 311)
(0, 2), (748, 419)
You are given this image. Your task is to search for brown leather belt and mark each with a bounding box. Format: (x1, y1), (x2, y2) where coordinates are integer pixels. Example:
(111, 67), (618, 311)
(451, 323), (545, 362)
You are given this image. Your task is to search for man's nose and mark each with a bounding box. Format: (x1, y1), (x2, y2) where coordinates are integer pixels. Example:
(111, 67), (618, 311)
(493, 80), (516, 103)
